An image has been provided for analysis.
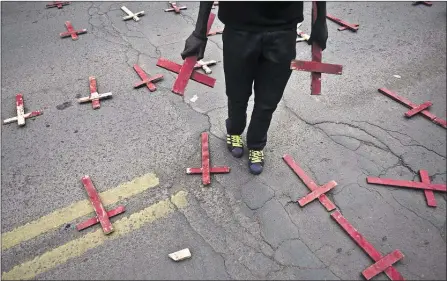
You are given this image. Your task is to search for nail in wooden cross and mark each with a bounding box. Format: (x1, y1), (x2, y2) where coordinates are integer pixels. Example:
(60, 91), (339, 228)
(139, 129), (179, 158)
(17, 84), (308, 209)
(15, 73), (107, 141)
(326, 14), (360, 32)
(378, 88), (446, 129)
(412, 1), (432, 6)
(296, 22), (310, 42)
(46, 1), (70, 9)
(60, 21), (87, 40)
(282, 154), (337, 211)
(76, 176), (125, 234)
(164, 2), (187, 13)
(3, 94), (43, 126)
(367, 170), (446, 207)
(291, 2), (343, 95)
(186, 132), (230, 186)
(194, 60), (217, 74)
(162, 13), (216, 95)
(78, 77), (112, 109)
(121, 6), (144, 21)
(331, 211), (405, 280)
(133, 64), (164, 92)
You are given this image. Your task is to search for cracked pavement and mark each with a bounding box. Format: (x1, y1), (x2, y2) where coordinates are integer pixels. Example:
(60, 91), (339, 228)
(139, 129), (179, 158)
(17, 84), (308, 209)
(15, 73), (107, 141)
(1, 1), (446, 280)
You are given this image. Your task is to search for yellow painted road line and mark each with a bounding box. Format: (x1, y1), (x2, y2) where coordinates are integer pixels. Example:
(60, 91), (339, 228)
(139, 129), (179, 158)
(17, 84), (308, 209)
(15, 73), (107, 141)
(2, 173), (159, 251)
(2, 190), (188, 280)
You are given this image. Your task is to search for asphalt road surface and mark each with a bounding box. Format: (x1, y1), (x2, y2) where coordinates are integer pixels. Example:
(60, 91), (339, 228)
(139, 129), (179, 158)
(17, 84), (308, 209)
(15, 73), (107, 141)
(1, 1), (446, 280)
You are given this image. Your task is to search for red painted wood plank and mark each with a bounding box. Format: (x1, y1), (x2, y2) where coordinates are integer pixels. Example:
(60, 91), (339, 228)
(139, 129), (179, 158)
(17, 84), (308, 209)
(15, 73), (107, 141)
(311, 2), (322, 95)
(81, 176), (114, 234)
(413, 1), (432, 6)
(47, 1), (69, 8)
(76, 205), (125, 231)
(208, 29), (223, 37)
(291, 60), (343, 75)
(366, 177), (446, 192)
(405, 102), (432, 117)
(378, 88), (447, 129)
(326, 14), (359, 31)
(419, 170), (437, 207)
(298, 180), (337, 207)
(201, 132), (211, 185)
(186, 167), (230, 174)
(172, 57), (197, 96)
(282, 154), (337, 211)
(362, 250), (404, 280)
(156, 58), (216, 87)
(171, 2), (180, 13)
(171, 13), (216, 95)
(331, 210), (405, 281)
(89, 76), (100, 109)
(15, 94), (25, 126)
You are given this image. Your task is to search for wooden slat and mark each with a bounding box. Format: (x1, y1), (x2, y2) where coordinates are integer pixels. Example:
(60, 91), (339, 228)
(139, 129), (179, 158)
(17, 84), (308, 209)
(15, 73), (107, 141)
(81, 176), (114, 234)
(291, 60), (343, 75)
(282, 154), (337, 211)
(76, 205), (125, 231)
(156, 58), (216, 87)
(298, 180), (337, 207)
(15, 94), (25, 126)
(362, 250), (404, 280)
(331, 211), (405, 280)
(366, 177), (446, 192)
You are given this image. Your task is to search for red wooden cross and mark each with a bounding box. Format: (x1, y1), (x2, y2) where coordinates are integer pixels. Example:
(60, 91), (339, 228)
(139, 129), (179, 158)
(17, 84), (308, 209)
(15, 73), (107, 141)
(133, 64), (164, 92)
(60, 21), (87, 40)
(291, 2), (343, 95)
(412, 1), (432, 6)
(331, 211), (405, 280)
(367, 170), (446, 207)
(164, 2), (187, 13)
(46, 1), (70, 9)
(78, 77), (112, 109)
(3, 94), (42, 126)
(378, 88), (446, 129)
(186, 132), (230, 186)
(76, 176), (125, 234)
(326, 14), (360, 32)
(282, 154), (337, 211)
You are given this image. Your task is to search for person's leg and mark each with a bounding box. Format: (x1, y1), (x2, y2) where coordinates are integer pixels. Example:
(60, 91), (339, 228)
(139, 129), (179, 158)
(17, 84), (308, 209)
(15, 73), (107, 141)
(223, 27), (262, 157)
(246, 29), (297, 173)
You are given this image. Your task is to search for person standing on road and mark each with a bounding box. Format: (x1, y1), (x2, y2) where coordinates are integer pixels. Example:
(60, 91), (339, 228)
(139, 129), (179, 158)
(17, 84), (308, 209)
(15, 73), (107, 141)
(181, 2), (328, 175)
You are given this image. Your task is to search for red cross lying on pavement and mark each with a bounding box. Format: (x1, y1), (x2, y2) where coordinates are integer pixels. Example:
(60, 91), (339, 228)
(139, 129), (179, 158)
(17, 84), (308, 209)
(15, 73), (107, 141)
(291, 2), (343, 95)
(76, 176), (125, 234)
(282, 154), (337, 211)
(133, 64), (164, 92)
(326, 14), (360, 32)
(164, 2), (187, 13)
(60, 21), (87, 40)
(3, 94), (43, 126)
(367, 170), (446, 207)
(46, 1), (69, 9)
(186, 132), (230, 186)
(78, 77), (112, 109)
(378, 88), (447, 129)
(331, 211), (405, 280)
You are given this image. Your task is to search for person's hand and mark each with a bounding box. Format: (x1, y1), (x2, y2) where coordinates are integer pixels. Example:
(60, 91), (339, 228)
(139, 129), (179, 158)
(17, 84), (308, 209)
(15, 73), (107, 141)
(181, 31), (208, 60)
(308, 18), (328, 50)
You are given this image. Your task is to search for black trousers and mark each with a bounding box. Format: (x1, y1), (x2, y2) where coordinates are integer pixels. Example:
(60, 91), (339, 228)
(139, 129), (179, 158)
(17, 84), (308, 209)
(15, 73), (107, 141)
(222, 26), (297, 150)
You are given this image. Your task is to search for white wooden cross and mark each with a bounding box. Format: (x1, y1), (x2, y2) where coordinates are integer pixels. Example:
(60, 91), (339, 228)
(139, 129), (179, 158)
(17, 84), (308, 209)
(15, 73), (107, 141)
(121, 6), (144, 22)
(3, 94), (42, 126)
(194, 60), (217, 74)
